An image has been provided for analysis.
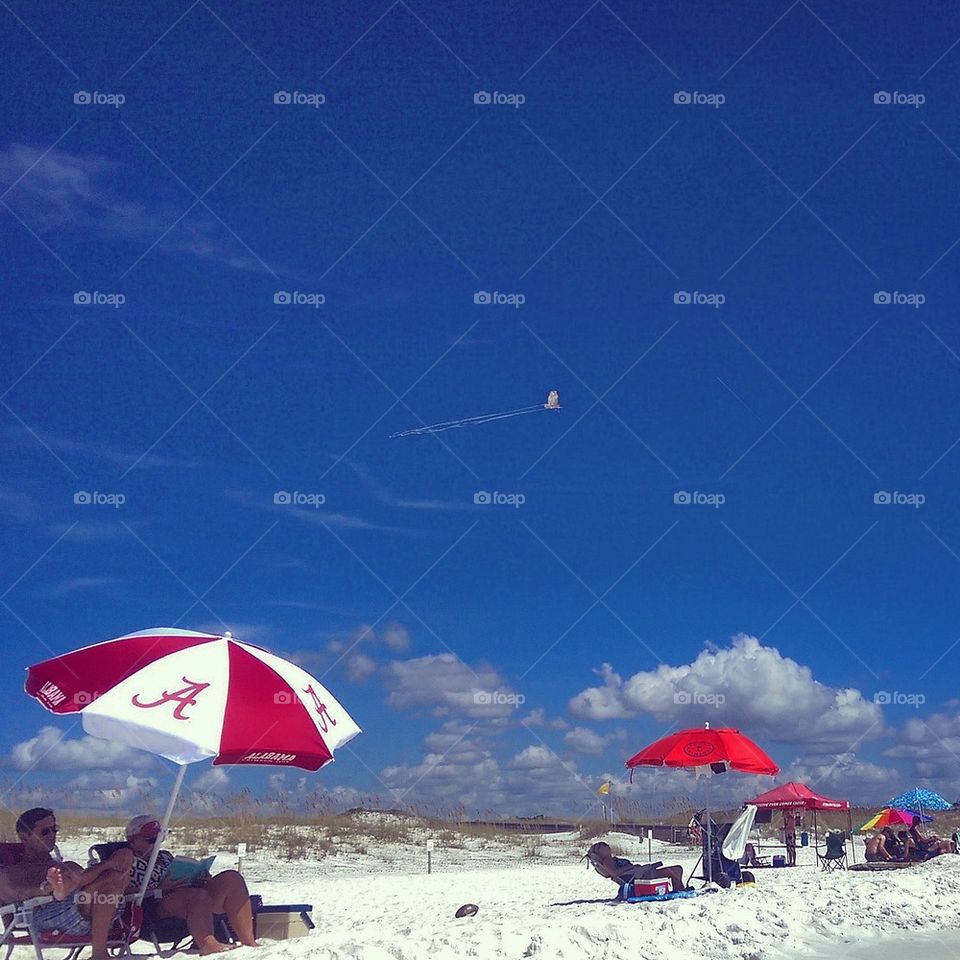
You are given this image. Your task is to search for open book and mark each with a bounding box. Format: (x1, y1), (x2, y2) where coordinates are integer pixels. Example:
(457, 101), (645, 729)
(168, 855), (216, 882)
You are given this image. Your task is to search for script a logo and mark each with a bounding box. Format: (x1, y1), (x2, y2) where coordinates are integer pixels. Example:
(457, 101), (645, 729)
(302, 684), (337, 732)
(132, 677), (210, 721)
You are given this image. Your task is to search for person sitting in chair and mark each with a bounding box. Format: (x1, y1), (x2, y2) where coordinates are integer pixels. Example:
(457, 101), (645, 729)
(0, 808), (132, 960)
(585, 841), (686, 893)
(896, 830), (917, 860)
(124, 815), (259, 953)
(909, 815), (955, 857)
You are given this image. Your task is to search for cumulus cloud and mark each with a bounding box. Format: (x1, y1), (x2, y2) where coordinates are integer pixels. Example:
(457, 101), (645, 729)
(384, 653), (523, 719)
(346, 652), (377, 682)
(381, 725), (504, 807)
(564, 726), (621, 755)
(568, 634), (885, 748)
(883, 707), (960, 796)
(11, 727), (155, 772)
(192, 768), (230, 794)
(65, 773), (159, 810)
(522, 708), (569, 730)
(781, 753), (896, 801)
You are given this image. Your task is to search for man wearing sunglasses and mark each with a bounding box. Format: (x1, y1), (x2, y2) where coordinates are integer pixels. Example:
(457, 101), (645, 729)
(0, 808), (132, 960)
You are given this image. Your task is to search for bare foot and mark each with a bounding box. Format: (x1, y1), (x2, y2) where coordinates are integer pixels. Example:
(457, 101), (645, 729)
(46, 866), (69, 901)
(198, 939), (241, 955)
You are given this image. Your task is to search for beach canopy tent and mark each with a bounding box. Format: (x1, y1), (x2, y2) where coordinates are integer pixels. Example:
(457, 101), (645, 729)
(746, 782), (853, 860)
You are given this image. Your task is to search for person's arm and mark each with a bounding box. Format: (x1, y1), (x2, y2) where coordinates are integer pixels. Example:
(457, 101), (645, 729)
(0, 866), (53, 903)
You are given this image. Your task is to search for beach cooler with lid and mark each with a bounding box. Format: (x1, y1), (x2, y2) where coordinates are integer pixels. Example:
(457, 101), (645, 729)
(629, 878), (671, 897)
(251, 897), (315, 940)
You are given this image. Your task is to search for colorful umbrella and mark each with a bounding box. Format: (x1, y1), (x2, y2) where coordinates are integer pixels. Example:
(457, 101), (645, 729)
(859, 808), (931, 831)
(626, 723), (779, 883)
(26, 627), (361, 899)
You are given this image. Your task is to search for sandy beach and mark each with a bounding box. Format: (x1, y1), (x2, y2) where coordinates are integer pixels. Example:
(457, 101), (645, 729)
(46, 827), (960, 960)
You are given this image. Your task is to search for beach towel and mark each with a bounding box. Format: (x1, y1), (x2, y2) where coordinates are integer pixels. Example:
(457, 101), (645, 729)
(625, 889), (716, 904)
(722, 805), (757, 861)
(849, 861), (914, 871)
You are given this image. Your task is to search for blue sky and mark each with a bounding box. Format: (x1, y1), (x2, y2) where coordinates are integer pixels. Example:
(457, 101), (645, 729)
(3, 0), (960, 819)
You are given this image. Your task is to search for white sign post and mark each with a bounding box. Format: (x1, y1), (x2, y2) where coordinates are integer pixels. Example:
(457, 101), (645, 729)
(237, 842), (247, 873)
(426, 839), (434, 874)
(647, 829), (653, 863)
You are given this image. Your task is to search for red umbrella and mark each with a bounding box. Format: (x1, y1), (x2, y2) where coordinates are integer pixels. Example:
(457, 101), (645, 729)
(626, 726), (779, 775)
(626, 723), (779, 883)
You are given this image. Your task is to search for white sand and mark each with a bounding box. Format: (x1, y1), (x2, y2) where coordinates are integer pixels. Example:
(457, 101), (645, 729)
(51, 829), (960, 960)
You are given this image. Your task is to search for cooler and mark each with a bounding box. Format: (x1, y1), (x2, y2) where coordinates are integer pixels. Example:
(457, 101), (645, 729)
(630, 878), (671, 897)
(252, 902), (315, 940)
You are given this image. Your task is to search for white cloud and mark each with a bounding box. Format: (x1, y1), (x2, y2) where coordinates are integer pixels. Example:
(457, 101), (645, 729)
(346, 653), (377, 682)
(50, 576), (121, 596)
(382, 623), (411, 652)
(522, 708), (568, 730)
(568, 634), (885, 748)
(564, 726), (618, 755)
(384, 653), (522, 719)
(508, 745), (557, 770)
(192, 768), (230, 794)
(0, 144), (269, 273)
(780, 753), (896, 801)
(64, 773), (159, 810)
(883, 707), (960, 796)
(11, 726), (156, 772)
(380, 728), (504, 807)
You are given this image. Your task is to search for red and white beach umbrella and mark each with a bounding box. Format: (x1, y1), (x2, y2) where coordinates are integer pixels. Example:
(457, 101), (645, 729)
(25, 627), (360, 770)
(25, 627), (361, 900)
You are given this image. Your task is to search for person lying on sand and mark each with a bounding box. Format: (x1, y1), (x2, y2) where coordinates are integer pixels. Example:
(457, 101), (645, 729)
(585, 841), (686, 893)
(124, 815), (259, 954)
(908, 816), (956, 857)
(0, 808), (132, 960)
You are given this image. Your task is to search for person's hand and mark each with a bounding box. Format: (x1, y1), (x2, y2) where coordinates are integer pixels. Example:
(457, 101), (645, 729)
(192, 870), (211, 887)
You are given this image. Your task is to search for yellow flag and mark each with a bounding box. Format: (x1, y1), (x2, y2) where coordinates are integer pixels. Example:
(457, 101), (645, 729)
(597, 781), (611, 796)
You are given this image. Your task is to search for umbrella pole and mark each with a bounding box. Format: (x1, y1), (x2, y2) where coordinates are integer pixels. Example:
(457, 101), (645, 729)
(136, 763), (187, 904)
(705, 773), (713, 885)
(848, 809), (855, 863)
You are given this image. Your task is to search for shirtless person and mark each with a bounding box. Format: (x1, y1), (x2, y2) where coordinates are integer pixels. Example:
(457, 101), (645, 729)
(0, 808), (132, 960)
(783, 811), (798, 867)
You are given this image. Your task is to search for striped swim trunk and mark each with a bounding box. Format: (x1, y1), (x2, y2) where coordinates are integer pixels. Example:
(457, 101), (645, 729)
(33, 896), (91, 936)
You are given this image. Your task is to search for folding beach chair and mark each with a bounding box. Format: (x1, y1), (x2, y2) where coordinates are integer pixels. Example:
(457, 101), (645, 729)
(817, 831), (848, 872)
(88, 842), (234, 953)
(688, 814), (744, 887)
(0, 842), (140, 960)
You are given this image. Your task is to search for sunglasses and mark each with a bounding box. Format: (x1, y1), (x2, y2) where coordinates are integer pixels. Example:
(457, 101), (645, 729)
(38, 826), (58, 837)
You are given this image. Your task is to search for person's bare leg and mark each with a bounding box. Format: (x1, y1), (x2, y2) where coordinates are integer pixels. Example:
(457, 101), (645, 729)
(78, 870), (126, 960)
(654, 865), (684, 892)
(159, 888), (236, 955)
(205, 871), (258, 946)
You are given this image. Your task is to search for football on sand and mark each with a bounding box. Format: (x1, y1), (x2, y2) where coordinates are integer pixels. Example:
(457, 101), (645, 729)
(455, 903), (479, 918)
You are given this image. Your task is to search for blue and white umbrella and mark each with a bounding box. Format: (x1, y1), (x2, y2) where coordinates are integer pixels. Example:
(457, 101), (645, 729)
(888, 788), (952, 822)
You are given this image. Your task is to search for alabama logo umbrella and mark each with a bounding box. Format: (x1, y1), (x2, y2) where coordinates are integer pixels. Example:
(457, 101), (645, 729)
(26, 627), (361, 899)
